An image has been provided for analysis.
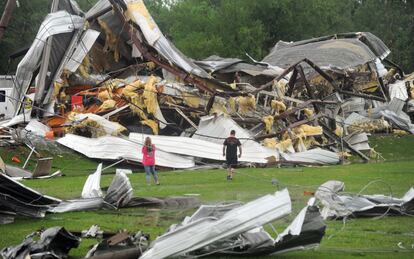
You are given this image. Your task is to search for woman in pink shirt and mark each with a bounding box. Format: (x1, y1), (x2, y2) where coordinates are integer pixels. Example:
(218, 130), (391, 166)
(142, 137), (160, 185)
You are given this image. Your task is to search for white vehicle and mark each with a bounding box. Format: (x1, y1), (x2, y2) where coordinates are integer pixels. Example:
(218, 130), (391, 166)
(0, 76), (16, 120)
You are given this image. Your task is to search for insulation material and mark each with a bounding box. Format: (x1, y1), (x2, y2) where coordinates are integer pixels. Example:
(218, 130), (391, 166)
(141, 119), (159, 135)
(81, 164), (103, 199)
(263, 138), (278, 149)
(273, 80), (287, 99)
(130, 94), (148, 119)
(98, 89), (113, 101)
(271, 100), (287, 113)
(70, 113), (126, 136)
(294, 124), (323, 137)
(276, 139), (295, 153)
(229, 97), (237, 113)
(143, 75), (159, 114)
(98, 99), (117, 112)
(98, 19), (120, 62)
(57, 134), (195, 168)
(122, 80), (143, 98)
(262, 115), (274, 134)
(303, 108), (314, 117)
(237, 95), (256, 115)
(182, 92), (201, 108)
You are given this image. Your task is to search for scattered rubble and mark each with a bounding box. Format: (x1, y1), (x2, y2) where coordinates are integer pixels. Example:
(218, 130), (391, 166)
(1, 0), (413, 169)
(0, 227), (80, 259)
(315, 180), (414, 219)
(0, 163), (199, 223)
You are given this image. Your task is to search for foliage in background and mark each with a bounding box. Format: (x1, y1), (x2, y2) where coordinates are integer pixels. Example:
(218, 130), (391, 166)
(0, 0), (413, 75)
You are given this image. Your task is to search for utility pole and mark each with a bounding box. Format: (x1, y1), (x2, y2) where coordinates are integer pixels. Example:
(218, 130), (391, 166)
(0, 0), (17, 43)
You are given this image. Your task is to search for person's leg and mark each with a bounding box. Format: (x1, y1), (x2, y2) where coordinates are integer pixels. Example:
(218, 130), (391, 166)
(151, 165), (160, 185)
(144, 166), (151, 185)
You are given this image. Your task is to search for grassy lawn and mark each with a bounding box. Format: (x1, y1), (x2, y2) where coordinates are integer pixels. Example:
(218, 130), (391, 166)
(1, 135), (414, 258)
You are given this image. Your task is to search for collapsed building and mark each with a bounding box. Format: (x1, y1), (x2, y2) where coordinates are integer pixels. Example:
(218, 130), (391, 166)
(0, 0), (414, 168)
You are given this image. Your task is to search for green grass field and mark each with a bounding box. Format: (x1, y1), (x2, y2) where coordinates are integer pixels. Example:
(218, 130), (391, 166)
(1, 135), (414, 258)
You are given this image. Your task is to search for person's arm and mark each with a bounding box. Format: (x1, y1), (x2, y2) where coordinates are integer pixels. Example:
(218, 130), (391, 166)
(238, 140), (242, 158)
(223, 139), (227, 156)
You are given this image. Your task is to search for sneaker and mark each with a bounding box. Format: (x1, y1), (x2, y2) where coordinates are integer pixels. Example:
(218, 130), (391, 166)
(226, 175), (231, 181)
(156, 182), (160, 185)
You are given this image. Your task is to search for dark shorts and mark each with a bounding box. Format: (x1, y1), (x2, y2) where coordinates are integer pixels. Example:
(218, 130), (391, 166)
(226, 156), (238, 168)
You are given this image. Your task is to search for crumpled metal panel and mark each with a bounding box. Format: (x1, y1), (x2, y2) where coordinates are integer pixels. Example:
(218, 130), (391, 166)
(123, 0), (211, 79)
(0, 174), (60, 218)
(281, 148), (340, 165)
(193, 114), (280, 162)
(315, 180), (414, 219)
(129, 133), (278, 164)
(140, 189), (291, 259)
(11, 11), (84, 115)
(262, 32), (390, 70)
(104, 171), (133, 208)
(81, 163), (103, 199)
(65, 29), (100, 72)
(0, 226), (80, 259)
(209, 199), (326, 256)
(194, 55), (243, 73)
(57, 134), (195, 168)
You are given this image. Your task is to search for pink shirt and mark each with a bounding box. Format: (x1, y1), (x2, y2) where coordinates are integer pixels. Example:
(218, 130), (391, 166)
(142, 144), (155, 166)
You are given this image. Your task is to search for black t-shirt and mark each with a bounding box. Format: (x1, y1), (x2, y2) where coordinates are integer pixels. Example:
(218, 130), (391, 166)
(223, 137), (241, 158)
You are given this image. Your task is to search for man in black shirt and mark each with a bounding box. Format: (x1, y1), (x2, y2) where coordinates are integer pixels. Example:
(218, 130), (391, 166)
(223, 130), (242, 180)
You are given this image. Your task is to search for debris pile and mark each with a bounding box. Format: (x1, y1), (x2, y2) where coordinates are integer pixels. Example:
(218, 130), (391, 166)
(1, 0), (413, 168)
(315, 180), (414, 219)
(1, 191), (326, 258)
(0, 164), (199, 224)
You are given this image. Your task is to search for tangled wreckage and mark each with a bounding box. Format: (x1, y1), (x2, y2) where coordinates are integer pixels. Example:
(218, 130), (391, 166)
(1, 0), (414, 257)
(1, 0), (414, 168)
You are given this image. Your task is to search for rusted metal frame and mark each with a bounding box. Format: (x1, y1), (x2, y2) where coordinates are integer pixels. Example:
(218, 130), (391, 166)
(383, 58), (404, 77)
(297, 64), (320, 113)
(285, 67), (298, 96)
(319, 121), (370, 162)
(338, 90), (386, 102)
(275, 100), (336, 121)
(378, 76), (389, 102)
(108, 0), (215, 95)
(252, 58), (338, 95)
(302, 58), (341, 91)
(255, 114), (321, 141)
(252, 61), (300, 94)
(205, 94), (216, 113)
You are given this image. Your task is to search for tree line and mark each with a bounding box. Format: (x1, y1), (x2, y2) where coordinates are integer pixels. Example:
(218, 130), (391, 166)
(1, 0), (413, 75)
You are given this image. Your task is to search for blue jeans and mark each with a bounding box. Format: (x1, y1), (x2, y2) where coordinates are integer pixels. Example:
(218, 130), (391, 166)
(144, 165), (158, 183)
